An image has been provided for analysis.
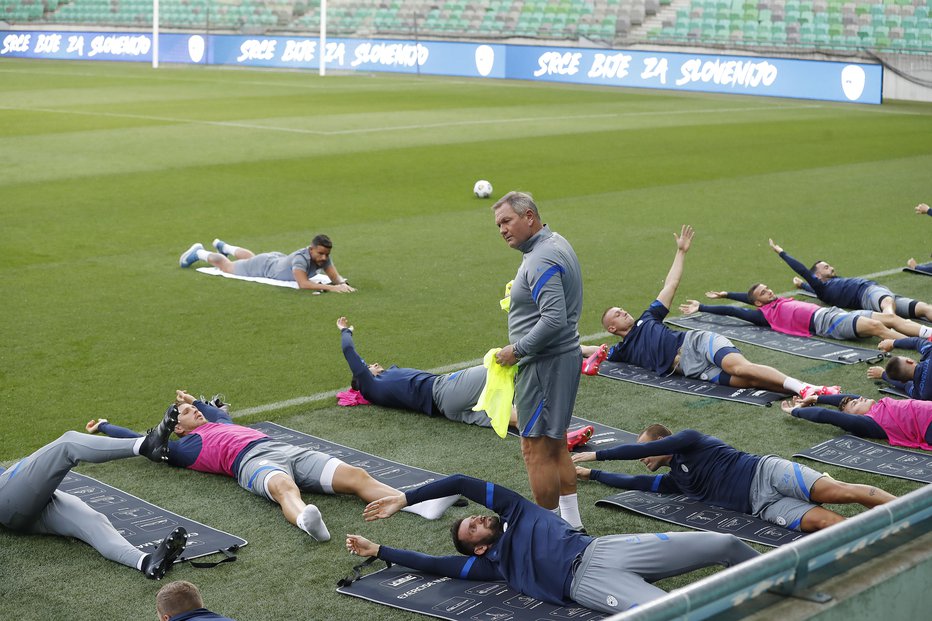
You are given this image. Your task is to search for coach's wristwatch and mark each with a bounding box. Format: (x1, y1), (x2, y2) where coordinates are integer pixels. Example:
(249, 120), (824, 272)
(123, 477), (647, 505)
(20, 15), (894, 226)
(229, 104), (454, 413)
(512, 344), (524, 361)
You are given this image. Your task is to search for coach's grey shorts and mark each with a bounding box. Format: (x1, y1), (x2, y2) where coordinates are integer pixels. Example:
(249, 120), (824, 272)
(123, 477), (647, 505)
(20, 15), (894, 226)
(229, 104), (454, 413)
(678, 330), (739, 383)
(236, 441), (337, 501)
(432, 365), (492, 427)
(232, 252), (286, 278)
(515, 350), (582, 439)
(860, 284), (913, 316)
(749, 455), (825, 531)
(811, 307), (871, 340)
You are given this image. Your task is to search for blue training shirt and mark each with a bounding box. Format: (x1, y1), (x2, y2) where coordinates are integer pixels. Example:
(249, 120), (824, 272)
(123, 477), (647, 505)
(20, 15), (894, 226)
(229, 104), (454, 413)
(780, 251), (873, 309)
(377, 474), (593, 606)
(593, 430), (761, 513)
(606, 300), (686, 375)
(341, 329), (438, 415)
(882, 337), (932, 400)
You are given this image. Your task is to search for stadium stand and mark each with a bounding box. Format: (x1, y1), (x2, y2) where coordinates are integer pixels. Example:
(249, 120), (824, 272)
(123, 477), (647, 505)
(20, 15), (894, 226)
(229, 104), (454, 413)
(3, 0), (931, 53)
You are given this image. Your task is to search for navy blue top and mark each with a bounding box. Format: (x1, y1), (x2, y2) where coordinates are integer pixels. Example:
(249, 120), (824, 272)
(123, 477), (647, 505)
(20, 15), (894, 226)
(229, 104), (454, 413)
(378, 474), (593, 606)
(592, 430), (761, 513)
(780, 251), (873, 309)
(341, 329), (438, 415)
(169, 609), (236, 621)
(698, 302), (768, 326)
(99, 401), (269, 477)
(606, 300), (687, 375)
(881, 337), (932, 400)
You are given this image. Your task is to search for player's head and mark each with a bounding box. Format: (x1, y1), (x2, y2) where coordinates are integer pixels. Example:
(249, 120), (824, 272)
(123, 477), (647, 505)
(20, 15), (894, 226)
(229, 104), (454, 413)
(309, 234), (333, 266)
(602, 306), (635, 336)
(885, 356), (916, 381)
(747, 283), (777, 306)
(492, 191), (541, 249)
(173, 402), (208, 437)
(156, 580), (203, 621)
(838, 396), (875, 415)
(450, 514), (504, 556)
(635, 424), (674, 471)
(810, 260), (836, 280)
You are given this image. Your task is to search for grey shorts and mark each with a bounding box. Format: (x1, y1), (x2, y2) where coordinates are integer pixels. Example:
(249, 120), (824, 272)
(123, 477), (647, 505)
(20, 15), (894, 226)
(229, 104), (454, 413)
(232, 252), (286, 278)
(860, 284), (913, 316)
(678, 330), (739, 383)
(811, 307), (871, 340)
(515, 350), (582, 439)
(749, 455), (825, 531)
(235, 441), (338, 501)
(432, 365), (492, 427)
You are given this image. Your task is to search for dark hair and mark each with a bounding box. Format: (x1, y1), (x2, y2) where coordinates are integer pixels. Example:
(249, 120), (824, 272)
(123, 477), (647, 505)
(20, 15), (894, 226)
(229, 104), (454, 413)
(156, 581), (203, 618)
(886, 356), (913, 381)
(450, 518), (474, 555)
(312, 234), (332, 249)
(747, 283), (764, 302)
(810, 260), (826, 273)
(838, 396), (854, 411)
(491, 191), (539, 219)
(639, 423), (673, 441)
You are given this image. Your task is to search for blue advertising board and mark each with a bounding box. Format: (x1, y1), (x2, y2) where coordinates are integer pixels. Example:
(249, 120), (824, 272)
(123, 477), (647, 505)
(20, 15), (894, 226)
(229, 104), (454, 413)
(0, 29), (881, 104)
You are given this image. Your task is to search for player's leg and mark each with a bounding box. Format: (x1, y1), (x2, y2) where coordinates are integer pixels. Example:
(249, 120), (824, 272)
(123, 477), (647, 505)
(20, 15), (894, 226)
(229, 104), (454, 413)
(720, 352), (789, 392)
(853, 315), (906, 340)
(326, 460), (457, 520)
(809, 475), (895, 509)
(799, 506), (846, 532)
(869, 312), (932, 339)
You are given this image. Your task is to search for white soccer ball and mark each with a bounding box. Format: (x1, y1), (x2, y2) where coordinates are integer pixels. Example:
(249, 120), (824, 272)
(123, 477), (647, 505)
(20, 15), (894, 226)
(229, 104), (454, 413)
(473, 179), (493, 199)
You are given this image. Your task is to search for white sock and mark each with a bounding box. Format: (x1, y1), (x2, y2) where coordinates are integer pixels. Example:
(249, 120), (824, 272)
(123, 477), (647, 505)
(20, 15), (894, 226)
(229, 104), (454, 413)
(296, 504), (330, 542)
(132, 437), (145, 455)
(919, 325), (932, 339)
(783, 377), (805, 394)
(551, 506), (561, 517)
(136, 554), (147, 570)
(404, 495), (459, 520)
(559, 494), (583, 529)
(222, 243), (241, 257)
(195, 249), (211, 262)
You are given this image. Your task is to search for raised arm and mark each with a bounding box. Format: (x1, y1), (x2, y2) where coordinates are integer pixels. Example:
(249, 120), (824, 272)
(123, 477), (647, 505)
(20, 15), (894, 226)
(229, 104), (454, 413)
(338, 318), (374, 391)
(656, 225), (694, 309)
(364, 474), (522, 522)
(770, 239), (823, 295)
(587, 469), (681, 493)
(574, 429), (702, 463)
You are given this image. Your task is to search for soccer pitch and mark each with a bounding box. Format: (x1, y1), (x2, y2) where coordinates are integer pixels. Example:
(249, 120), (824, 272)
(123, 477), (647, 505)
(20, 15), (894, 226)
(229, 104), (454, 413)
(1, 58), (931, 620)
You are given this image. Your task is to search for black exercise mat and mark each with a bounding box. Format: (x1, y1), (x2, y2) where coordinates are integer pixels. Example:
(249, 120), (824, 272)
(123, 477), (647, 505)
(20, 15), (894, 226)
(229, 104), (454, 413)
(595, 490), (806, 548)
(793, 435), (932, 483)
(903, 266), (932, 277)
(337, 564), (606, 620)
(879, 386), (909, 398)
(597, 361), (789, 406)
(664, 313), (882, 364)
(59, 472), (246, 561)
(250, 422), (444, 494)
(508, 415), (637, 453)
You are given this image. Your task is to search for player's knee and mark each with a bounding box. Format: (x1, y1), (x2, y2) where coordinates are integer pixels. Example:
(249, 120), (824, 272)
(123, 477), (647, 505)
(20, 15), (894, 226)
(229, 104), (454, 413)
(265, 473), (298, 498)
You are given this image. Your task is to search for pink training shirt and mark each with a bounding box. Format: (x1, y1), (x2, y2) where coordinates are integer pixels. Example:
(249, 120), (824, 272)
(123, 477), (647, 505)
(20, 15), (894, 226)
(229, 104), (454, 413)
(869, 398), (932, 451)
(758, 297), (818, 337)
(189, 422), (269, 476)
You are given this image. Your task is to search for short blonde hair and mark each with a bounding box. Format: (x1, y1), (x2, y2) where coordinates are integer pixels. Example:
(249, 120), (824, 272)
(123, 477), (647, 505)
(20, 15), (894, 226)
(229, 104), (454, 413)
(156, 580), (203, 618)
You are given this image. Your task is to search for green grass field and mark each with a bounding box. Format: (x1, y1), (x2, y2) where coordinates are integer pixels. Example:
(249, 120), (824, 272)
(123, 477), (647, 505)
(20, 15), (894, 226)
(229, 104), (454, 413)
(1, 58), (931, 620)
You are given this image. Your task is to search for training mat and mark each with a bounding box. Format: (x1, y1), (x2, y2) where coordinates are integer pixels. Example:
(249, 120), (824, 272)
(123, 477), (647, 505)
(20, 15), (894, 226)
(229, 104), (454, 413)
(903, 266), (932, 277)
(597, 361), (788, 406)
(793, 435), (932, 483)
(337, 564), (606, 621)
(508, 416), (637, 452)
(879, 386), (910, 398)
(250, 422), (444, 493)
(59, 472), (247, 561)
(664, 313), (882, 364)
(195, 267), (332, 291)
(596, 491), (805, 547)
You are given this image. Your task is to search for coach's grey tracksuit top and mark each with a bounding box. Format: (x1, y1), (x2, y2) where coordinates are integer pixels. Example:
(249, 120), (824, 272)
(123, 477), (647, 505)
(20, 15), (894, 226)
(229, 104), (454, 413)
(508, 226), (582, 362)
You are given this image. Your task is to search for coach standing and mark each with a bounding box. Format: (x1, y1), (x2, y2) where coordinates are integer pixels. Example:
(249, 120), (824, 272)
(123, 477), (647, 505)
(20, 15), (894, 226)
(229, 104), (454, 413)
(493, 191), (585, 529)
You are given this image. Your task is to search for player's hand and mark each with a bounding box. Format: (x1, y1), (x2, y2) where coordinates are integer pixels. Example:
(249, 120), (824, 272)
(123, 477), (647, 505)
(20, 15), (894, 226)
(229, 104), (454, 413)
(867, 366), (885, 380)
(495, 344), (518, 367)
(675, 225), (694, 253)
(329, 283), (356, 293)
(877, 339), (895, 353)
(363, 494), (407, 522)
(792, 276), (805, 289)
(705, 291), (727, 299)
(345, 534), (380, 558)
(85, 419), (107, 434)
(779, 399), (797, 414)
(571, 451), (596, 463)
(768, 238), (783, 254)
(679, 299), (700, 315)
(915, 203), (929, 215)
(336, 316), (353, 331)
(575, 466), (592, 480)
(175, 390), (195, 405)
